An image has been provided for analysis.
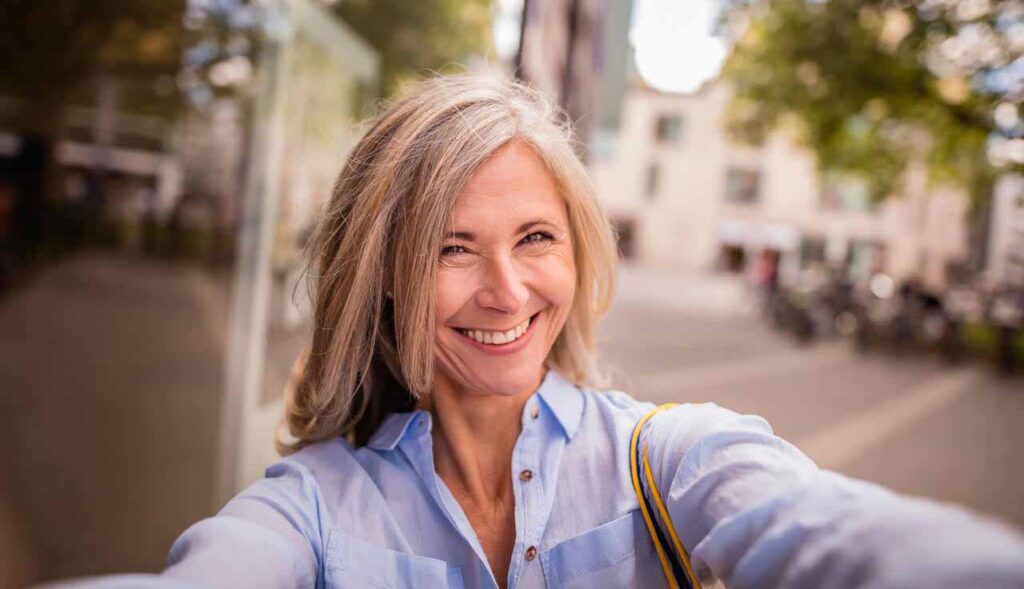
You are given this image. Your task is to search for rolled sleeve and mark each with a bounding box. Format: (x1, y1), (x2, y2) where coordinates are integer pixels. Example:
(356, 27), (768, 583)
(642, 403), (1024, 588)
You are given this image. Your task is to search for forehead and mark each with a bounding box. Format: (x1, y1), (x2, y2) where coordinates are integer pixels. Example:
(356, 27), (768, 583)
(452, 141), (566, 227)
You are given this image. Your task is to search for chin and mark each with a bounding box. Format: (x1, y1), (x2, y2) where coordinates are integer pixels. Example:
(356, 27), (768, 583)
(437, 358), (546, 399)
(473, 363), (545, 397)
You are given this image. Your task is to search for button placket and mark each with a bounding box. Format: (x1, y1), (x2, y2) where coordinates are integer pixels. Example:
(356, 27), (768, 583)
(510, 411), (544, 586)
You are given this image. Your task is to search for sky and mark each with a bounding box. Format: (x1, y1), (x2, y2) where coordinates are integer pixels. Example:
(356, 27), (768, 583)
(493, 0), (728, 94)
(631, 0), (728, 93)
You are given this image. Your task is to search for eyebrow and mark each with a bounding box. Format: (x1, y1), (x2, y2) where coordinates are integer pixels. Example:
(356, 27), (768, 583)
(445, 219), (551, 241)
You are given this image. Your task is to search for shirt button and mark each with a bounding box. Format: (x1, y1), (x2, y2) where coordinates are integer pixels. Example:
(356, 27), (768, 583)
(530, 406), (539, 419)
(525, 546), (537, 561)
(519, 469), (534, 482)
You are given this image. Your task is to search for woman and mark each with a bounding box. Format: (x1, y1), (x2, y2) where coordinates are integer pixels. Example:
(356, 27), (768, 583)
(82, 74), (1023, 589)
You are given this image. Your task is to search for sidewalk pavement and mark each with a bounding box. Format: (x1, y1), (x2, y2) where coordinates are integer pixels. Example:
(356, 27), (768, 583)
(615, 263), (759, 317)
(0, 254), (229, 586)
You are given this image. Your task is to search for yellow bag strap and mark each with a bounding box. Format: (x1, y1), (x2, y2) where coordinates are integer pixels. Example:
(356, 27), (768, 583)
(630, 403), (702, 588)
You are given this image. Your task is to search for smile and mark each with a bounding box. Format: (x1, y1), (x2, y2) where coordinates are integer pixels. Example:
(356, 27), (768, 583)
(455, 314), (537, 345)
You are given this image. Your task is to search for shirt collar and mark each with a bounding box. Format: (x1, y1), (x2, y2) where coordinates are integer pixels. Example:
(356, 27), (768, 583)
(364, 369), (585, 450)
(535, 369), (584, 441)
(366, 411), (425, 451)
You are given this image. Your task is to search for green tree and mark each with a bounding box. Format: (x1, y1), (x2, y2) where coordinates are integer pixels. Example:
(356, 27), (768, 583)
(0, 0), (185, 134)
(721, 0), (1022, 206)
(333, 0), (493, 97)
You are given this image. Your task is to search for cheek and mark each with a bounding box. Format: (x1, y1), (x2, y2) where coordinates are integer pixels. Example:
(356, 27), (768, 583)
(533, 251), (577, 307)
(434, 268), (470, 323)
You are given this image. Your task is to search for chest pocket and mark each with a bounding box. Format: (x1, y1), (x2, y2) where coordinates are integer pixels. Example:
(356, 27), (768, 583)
(324, 528), (464, 589)
(539, 509), (667, 589)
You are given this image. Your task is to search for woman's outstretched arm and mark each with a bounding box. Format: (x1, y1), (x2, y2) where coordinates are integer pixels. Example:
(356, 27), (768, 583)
(642, 403), (1024, 588)
(162, 459), (323, 588)
(51, 459), (324, 589)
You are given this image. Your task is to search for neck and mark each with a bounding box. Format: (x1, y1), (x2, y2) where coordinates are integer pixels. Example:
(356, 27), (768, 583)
(422, 372), (542, 501)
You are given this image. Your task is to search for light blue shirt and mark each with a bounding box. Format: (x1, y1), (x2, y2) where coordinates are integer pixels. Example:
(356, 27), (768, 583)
(62, 371), (1024, 588)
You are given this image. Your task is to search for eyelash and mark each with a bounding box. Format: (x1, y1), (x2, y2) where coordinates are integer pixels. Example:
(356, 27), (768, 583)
(521, 231), (554, 245)
(440, 231), (555, 257)
(441, 244), (468, 257)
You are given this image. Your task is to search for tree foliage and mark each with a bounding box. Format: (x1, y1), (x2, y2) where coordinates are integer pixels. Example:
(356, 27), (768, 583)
(0, 0), (185, 133)
(333, 0), (493, 97)
(721, 0), (1022, 205)
(0, 0), (494, 130)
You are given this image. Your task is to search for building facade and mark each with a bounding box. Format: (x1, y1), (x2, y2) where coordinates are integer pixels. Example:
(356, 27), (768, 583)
(516, 0), (634, 154)
(517, 0), (600, 143)
(590, 81), (970, 291)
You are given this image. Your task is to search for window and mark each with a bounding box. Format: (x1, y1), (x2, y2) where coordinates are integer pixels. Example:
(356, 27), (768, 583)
(653, 114), (683, 143)
(800, 236), (827, 266)
(645, 163), (660, 200)
(822, 172), (873, 212)
(724, 167), (761, 204)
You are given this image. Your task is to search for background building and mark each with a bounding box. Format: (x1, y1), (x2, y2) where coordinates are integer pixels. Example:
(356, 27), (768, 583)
(515, 0), (633, 155)
(590, 80), (970, 291)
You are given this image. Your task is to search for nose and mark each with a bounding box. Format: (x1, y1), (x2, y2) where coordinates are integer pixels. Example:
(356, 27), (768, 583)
(475, 255), (529, 315)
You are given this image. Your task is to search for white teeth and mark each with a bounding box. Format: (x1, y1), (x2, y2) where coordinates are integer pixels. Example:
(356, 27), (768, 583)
(461, 316), (532, 345)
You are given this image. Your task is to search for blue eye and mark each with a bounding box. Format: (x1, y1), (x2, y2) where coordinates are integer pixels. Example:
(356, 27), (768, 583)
(521, 231), (554, 245)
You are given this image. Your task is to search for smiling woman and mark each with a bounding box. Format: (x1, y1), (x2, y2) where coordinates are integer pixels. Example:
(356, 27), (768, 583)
(285, 76), (617, 455)
(61, 74), (1024, 589)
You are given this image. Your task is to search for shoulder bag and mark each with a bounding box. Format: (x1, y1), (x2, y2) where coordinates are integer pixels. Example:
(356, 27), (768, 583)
(630, 403), (703, 589)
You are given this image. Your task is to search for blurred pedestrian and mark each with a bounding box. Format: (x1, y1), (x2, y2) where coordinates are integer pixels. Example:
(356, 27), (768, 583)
(0, 180), (15, 291)
(138, 180), (159, 256)
(166, 191), (193, 259)
(753, 248), (779, 317)
(61, 170), (88, 250)
(9, 135), (48, 262)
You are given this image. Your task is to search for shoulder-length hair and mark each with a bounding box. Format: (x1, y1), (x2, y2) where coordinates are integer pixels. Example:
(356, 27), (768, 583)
(280, 73), (618, 453)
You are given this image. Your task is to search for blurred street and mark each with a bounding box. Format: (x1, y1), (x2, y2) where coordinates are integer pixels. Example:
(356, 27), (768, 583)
(603, 265), (1024, 529)
(2, 256), (1021, 585)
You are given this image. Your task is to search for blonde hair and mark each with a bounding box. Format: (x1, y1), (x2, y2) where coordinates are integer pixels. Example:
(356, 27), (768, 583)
(281, 73), (618, 453)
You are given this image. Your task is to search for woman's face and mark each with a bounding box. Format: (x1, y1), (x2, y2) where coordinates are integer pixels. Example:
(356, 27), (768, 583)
(433, 140), (576, 399)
